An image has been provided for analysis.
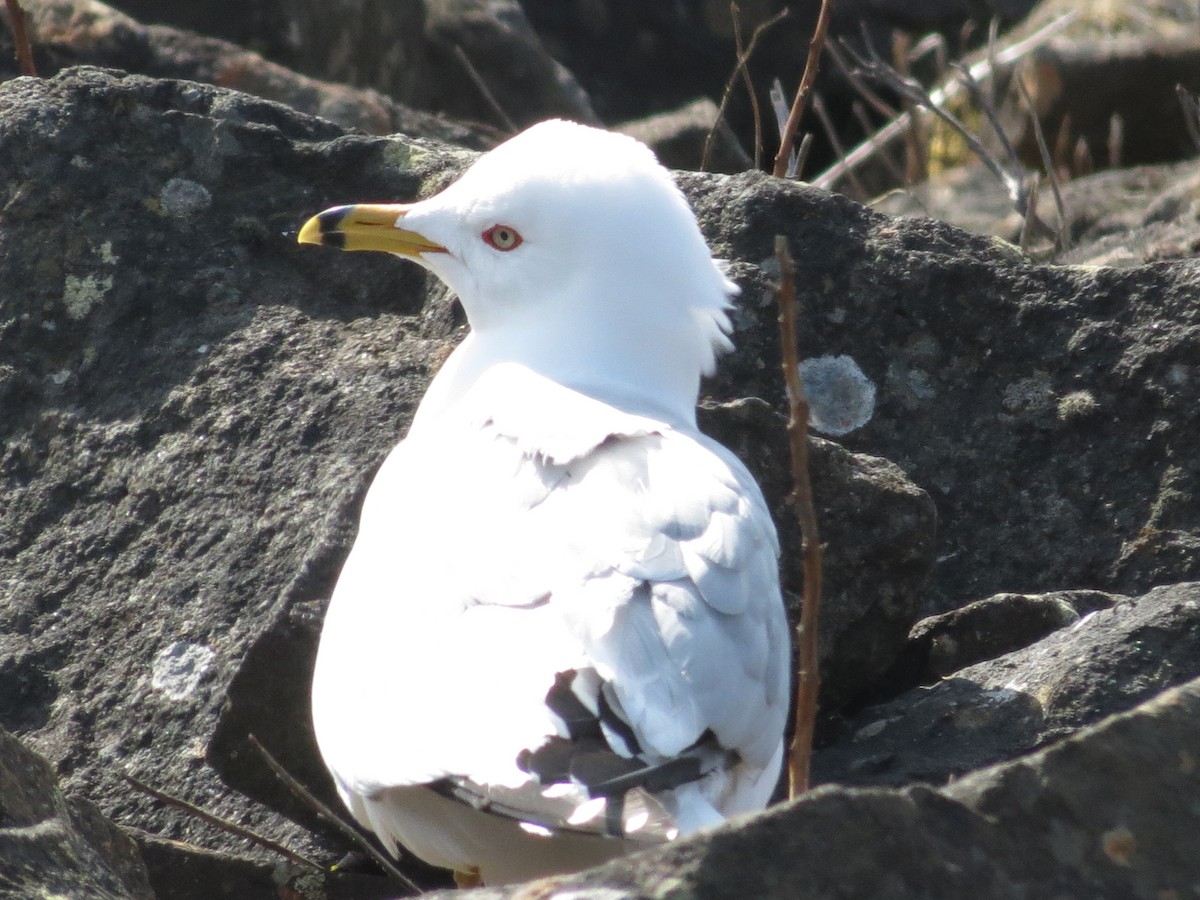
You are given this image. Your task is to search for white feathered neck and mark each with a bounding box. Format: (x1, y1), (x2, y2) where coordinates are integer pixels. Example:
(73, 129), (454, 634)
(396, 120), (738, 432)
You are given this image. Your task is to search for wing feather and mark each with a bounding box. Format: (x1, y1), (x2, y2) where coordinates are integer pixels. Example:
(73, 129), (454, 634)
(311, 372), (788, 844)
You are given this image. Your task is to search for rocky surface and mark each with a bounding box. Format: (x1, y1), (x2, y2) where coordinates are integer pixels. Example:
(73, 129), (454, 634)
(451, 675), (1200, 900)
(0, 726), (152, 899)
(1, 0), (1200, 895)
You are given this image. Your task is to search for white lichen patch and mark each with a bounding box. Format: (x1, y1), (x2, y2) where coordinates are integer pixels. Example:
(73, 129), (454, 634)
(799, 354), (877, 436)
(159, 177), (213, 218)
(1002, 372), (1056, 417)
(151, 641), (215, 700)
(62, 272), (114, 320)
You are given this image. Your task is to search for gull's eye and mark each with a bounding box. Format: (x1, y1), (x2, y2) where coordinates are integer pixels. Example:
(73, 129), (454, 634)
(482, 224), (523, 251)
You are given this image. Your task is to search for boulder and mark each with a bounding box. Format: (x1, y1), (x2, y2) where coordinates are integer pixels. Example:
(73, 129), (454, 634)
(442, 674), (1200, 899)
(0, 727), (153, 899)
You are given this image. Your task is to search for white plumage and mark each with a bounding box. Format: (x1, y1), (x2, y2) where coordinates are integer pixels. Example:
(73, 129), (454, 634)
(299, 120), (789, 886)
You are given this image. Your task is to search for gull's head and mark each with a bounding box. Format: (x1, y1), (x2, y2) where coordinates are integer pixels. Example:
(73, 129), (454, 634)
(299, 120), (737, 415)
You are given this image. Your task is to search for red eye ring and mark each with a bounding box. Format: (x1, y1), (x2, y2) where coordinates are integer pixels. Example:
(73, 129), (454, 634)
(483, 224), (523, 251)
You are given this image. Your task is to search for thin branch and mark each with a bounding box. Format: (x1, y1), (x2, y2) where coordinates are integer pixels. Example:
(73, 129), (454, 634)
(842, 38), (1020, 202)
(1176, 84), (1200, 150)
(812, 11), (1079, 191)
(948, 60), (1021, 170)
(4, 0), (36, 76)
(247, 735), (422, 895)
(795, 132), (815, 180)
(826, 39), (899, 120)
(1018, 172), (1041, 250)
(1015, 73), (1069, 249)
(813, 93), (868, 196)
(773, 0), (835, 177)
(453, 44), (517, 134)
(702, 4), (789, 171)
(849, 99), (906, 184)
(773, 236), (824, 799)
(122, 773), (323, 872)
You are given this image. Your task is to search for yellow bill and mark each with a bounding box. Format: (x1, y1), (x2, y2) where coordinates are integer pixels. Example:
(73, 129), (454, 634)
(297, 203), (448, 256)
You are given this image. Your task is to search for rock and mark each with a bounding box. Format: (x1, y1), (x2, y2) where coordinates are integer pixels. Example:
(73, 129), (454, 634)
(131, 830), (404, 900)
(0, 727), (153, 899)
(95, 0), (435, 110)
(900, 588), (1122, 681)
(2, 0), (491, 146)
(679, 168), (1200, 611)
(814, 581), (1200, 787)
(430, 674), (1200, 899)
(422, 0), (601, 129)
(617, 97), (753, 174)
(0, 65), (467, 871)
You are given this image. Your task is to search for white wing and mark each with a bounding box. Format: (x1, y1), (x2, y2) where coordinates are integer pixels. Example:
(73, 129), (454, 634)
(311, 365), (789, 846)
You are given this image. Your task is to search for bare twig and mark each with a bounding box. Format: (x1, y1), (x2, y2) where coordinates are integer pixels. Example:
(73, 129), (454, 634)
(948, 60), (1021, 170)
(3, 0), (36, 76)
(122, 773), (323, 871)
(849, 99), (906, 184)
(773, 236), (823, 799)
(247, 735), (422, 894)
(813, 93), (868, 196)
(826, 39), (898, 120)
(795, 132), (815, 180)
(453, 44), (517, 134)
(1107, 112), (1124, 169)
(773, 0), (835, 177)
(1018, 172), (1041, 250)
(703, 4), (789, 171)
(1015, 73), (1069, 249)
(1176, 84), (1200, 151)
(813, 12), (1078, 192)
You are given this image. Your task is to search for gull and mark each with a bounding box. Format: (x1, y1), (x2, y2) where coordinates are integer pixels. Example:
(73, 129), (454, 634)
(298, 120), (789, 887)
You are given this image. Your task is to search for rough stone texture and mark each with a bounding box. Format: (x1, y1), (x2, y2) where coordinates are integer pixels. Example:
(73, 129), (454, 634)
(0, 727), (153, 899)
(814, 581), (1200, 787)
(431, 675), (1200, 899)
(0, 65), (468, 871)
(681, 168), (1200, 612)
(899, 587), (1123, 680)
(4, 0), (492, 147)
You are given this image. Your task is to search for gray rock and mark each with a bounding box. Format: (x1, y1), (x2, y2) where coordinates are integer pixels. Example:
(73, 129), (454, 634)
(0, 727), (153, 899)
(902, 587), (1122, 680)
(679, 168), (1200, 611)
(5, 0), (491, 147)
(436, 674), (1200, 899)
(617, 97), (753, 174)
(814, 581), (1200, 787)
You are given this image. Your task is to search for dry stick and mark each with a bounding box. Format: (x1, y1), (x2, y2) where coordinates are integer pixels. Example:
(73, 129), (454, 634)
(4, 0), (36, 76)
(812, 93), (869, 197)
(732, 7), (765, 169)
(121, 773), (323, 871)
(773, 236), (823, 800)
(453, 44), (517, 135)
(702, 4), (789, 172)
(812, 12), (1078, 192)
(1176, 84), (1200, 150)
(849, 99), (907, 185)
(247, 735), (422, 895)
(773, 0), (835, 177)
(1014, 74), (1069, 250)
